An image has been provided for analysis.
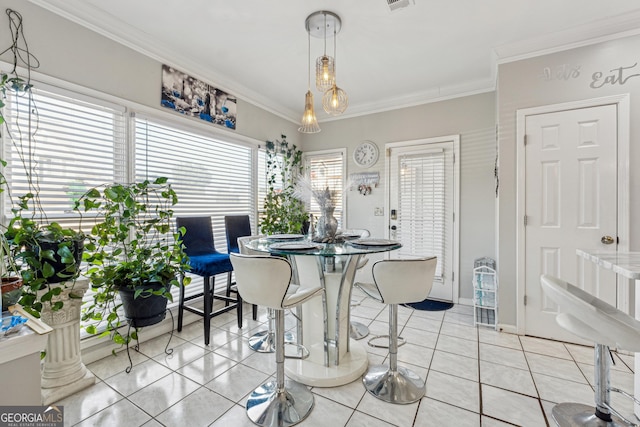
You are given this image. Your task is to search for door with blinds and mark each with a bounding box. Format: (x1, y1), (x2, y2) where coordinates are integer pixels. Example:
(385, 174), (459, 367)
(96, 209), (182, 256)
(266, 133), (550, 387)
(387, 136), (458, 302)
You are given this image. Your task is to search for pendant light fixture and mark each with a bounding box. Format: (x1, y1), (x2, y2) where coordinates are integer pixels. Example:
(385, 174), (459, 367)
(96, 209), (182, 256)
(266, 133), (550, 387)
(314, 12), (335, 92)
(298, 30), (320, 133)
(322, 24), (348, 116)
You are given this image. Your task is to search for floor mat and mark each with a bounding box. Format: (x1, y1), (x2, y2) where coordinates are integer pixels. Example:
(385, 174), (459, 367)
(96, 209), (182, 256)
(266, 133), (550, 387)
(402, 299), (453, 311)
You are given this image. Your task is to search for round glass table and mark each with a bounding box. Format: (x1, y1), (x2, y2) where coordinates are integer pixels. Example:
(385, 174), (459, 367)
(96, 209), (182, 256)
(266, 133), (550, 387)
(247, 236), (401, 387)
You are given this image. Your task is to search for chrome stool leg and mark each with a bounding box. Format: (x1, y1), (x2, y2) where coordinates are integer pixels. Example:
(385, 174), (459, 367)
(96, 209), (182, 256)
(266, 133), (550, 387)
(246, 309), (313, 427)
(249, 308), (294, 353)
(551, 344), (629, 427)
(362, 303), (425, 404)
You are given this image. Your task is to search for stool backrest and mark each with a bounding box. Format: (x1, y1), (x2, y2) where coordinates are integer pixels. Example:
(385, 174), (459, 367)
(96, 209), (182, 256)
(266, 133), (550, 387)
(224, 215), (251, 254)
(176, 216), (217, 256)
(372, 257), (437, 304)
(230, 253), (292, 310)
(238, 235), (265, 255)
(540, 274), (640, 352)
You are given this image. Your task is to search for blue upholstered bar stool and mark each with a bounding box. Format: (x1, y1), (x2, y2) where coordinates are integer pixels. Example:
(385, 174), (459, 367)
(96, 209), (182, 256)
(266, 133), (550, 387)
(540, 275), (640, 426)
(224, 214), (258, 320)
(230, 253), (326, 427)
(358, 257), (437, 404)
(176, 216), (242, 346)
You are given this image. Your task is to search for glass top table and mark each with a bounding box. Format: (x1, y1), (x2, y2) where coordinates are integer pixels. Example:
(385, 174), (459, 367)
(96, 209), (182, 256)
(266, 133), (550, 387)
(246, 235), (402, 387)
(246, 236), (402, 257)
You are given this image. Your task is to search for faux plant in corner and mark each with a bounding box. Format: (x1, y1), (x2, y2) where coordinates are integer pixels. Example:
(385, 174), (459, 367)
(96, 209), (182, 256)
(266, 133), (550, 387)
(77, 177), (191, 347)
(260, 134), (308, 235)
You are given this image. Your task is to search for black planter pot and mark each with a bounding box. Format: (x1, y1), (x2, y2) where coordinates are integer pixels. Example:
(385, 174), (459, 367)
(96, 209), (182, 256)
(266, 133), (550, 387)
(118, 282), (169, 328)
(36, 238), (85, 283)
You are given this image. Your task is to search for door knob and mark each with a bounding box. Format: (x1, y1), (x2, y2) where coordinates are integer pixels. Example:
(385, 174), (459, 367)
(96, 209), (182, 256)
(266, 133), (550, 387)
(601, 235), (615, 245)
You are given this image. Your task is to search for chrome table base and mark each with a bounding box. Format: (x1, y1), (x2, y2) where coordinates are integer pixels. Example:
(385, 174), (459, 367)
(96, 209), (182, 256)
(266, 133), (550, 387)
(246, 379), (314, 427)
(551, 403), (628, 427)
(362, 364), (425, 404)
(249, 330), (295, 353)
(349, 321), (369, 340)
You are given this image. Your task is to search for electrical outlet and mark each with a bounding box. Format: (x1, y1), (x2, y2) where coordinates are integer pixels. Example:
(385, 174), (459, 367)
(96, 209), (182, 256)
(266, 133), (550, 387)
(374, 207), (383, 216)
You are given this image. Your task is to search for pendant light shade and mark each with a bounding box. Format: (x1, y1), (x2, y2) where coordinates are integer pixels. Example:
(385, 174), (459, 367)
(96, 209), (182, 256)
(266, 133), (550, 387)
(322, 84), (348, 116)
(299, 90), (321, 133)
(315, 55), (335, 92)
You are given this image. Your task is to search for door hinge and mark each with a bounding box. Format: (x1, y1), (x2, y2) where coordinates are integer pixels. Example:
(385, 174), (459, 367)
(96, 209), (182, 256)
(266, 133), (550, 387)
(524, 135), (528, 145)
(524, 295), (527, 306)
(453, 152), (456, 164)
(451, 271), (454, 282)
(386, 147), (391, 157)
(524, 215), (528, 226)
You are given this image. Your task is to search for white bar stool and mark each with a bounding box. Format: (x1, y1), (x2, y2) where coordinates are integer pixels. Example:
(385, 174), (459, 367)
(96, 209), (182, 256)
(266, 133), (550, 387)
(540, 274), (640, 426)
(358, 257), (437, 404)
(230, 253), (327, 427)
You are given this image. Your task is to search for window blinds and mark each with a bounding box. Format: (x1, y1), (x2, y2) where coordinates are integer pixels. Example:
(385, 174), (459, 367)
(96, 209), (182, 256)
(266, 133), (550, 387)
(397, 150), (445, 278)
(3, 87), (125, 231)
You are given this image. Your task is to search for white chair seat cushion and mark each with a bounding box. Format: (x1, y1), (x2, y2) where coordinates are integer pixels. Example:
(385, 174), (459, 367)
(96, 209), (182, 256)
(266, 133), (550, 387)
(283, 285), (324, 309)
(541, 274), (640, 352)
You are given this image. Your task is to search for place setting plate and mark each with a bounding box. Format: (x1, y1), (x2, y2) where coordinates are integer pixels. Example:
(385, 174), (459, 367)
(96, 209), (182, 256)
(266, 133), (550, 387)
(265, 234), (305, 242)
(347, 238), (400, 248)
(269, 241), (321, 251)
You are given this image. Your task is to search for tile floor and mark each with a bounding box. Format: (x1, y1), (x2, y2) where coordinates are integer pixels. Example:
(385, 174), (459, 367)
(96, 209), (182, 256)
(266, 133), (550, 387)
(56, 289), (638, 427)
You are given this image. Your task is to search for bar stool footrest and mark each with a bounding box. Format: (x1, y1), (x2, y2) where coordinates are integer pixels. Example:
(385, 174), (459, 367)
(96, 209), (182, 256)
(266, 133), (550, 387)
(367, 334), (406, 349)
(249, 330), (295, 353)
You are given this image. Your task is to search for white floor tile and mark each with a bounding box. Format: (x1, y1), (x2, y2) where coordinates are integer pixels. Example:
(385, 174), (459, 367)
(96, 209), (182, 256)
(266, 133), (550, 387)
(63, 302), (637, 427)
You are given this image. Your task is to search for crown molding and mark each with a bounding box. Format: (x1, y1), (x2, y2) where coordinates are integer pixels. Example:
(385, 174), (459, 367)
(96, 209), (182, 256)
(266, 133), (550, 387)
(27, 0), (300, 124)
(495, 10), (640, 64)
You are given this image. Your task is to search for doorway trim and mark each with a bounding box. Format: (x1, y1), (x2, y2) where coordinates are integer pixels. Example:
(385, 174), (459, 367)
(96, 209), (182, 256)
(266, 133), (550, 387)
(515, 94), (630, 335)
(384, 134), (460, 303)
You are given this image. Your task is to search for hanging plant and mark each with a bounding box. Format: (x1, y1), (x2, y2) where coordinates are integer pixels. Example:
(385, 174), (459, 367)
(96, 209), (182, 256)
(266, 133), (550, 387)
(259, 135), (308, 235)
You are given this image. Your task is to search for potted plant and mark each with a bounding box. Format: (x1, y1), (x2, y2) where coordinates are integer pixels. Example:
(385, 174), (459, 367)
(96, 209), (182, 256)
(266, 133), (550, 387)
(260, 135), (308, 235)
(78, 177), (191, 346)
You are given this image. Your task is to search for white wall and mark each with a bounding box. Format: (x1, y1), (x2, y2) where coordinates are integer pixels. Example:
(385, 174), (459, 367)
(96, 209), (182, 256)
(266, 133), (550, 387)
(497, 34), (640, 327)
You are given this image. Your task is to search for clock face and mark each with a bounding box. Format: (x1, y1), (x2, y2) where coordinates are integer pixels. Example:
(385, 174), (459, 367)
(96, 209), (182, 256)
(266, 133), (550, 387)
(353, 141), (379, 168)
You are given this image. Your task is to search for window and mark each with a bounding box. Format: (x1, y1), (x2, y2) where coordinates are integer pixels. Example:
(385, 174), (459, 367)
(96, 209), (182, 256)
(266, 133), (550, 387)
(398, 150), (445, 278)
(304, 150), (345, 229)
(2, 85), (126, 230)
(134, 116), (255, 293)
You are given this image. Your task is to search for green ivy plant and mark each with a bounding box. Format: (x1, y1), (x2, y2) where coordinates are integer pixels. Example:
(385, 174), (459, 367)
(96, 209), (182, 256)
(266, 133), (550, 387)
(77, 177), (191, 346)
(259, 135), (308, 235)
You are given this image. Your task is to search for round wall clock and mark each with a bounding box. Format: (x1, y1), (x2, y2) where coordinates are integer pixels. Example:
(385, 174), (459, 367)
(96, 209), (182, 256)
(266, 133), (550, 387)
(353, 141), (379, 168)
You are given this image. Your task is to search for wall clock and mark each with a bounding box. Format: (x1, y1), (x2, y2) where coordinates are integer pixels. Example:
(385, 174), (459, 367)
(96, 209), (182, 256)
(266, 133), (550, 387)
(353, 141), (379, 168)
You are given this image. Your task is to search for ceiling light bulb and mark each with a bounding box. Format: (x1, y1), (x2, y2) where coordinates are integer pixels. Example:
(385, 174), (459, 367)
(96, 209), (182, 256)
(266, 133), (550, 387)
(322, 84), (348, 116)
(315, 55), (335, 92)
(299, 90), (321, 133)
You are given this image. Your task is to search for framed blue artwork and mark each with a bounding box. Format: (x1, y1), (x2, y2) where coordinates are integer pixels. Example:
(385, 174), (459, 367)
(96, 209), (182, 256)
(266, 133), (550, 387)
(161, 64), (237, 130)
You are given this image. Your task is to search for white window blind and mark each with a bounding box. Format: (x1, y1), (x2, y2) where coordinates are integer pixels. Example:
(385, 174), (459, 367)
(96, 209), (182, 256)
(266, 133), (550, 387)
(398, 150), (445, 278)
(304, 151), (345, 229)
(134, 117), (254, 295)
(3, 87), (126, 230)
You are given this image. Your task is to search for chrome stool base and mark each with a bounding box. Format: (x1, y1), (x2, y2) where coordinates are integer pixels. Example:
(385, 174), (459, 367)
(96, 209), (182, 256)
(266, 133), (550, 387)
(249, 330), (295, 353)
(349, 321), (369, 340)
(246, 379), (314, 427)
(362, 364), (425, 404)
(551, 403), (627, 427)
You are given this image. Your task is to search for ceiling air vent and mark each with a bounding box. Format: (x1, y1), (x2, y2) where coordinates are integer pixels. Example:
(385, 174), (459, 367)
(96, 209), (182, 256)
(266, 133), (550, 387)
(386, 0), (414, 12)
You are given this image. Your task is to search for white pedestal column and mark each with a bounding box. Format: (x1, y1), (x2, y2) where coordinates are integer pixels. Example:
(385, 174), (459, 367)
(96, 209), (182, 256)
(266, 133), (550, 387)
(40, 278), (95, 405)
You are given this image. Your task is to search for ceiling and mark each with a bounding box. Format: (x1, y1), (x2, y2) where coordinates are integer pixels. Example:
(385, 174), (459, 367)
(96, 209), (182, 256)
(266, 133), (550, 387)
(30, 0), (640, 124)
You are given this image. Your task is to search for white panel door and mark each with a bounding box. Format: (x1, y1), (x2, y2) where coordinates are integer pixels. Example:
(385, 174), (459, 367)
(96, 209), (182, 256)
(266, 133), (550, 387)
(524, 104), (618, 342)
(388, 140), (456, 302)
